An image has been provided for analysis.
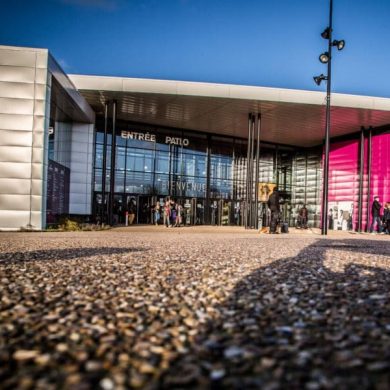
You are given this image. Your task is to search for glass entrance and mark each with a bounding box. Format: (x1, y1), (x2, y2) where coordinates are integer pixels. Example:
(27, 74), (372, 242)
(137, 195), (153, 224)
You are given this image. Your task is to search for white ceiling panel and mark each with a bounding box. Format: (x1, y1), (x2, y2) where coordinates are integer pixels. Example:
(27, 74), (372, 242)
(70, 75), (390, 147)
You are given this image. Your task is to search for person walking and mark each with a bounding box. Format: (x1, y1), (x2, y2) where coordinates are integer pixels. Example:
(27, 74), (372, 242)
(164, 198), (171, 227)
(154, 201), (161, 226)
(297, 204), (308, 229)
(170, 200), (177, 227)
(370, 196), (382, 233)
(267, 187), (280, 233)
(128, 199), (136, 225)
(383, 202), (390, 235)
(175, 201), (183, 227)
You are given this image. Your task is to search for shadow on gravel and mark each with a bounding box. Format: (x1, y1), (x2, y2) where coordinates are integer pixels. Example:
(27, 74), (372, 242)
(0, 247), (147, 264)
(162, 238), (390, 389)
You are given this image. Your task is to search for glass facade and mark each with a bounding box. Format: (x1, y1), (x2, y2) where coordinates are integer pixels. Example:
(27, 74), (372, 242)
(93, 118), (322, 226)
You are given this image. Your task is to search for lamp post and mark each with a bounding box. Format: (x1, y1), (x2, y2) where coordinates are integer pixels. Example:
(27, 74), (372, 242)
(313, 0), (345, 235)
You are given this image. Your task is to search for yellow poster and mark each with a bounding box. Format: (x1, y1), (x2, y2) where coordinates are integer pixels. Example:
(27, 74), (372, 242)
(258, 183), (277, 202)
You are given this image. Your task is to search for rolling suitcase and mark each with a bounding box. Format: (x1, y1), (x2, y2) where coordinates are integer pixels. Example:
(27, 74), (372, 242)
(269, 219), (277, 234)
(281, 221), (289, 234)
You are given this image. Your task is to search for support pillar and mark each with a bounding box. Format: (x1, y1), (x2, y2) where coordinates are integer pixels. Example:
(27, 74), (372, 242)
(357, 126), (365, 232)
(254, 113), (261, 229)
(205, 135), (211, 225)
(366, 126), (372, 232)
(245, 114), (252, 229)
(108, 100), (117, 226)
(101, 102), (108, 224)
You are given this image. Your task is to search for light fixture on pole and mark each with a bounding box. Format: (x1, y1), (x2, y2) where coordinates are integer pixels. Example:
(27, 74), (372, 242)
(313, 0), (345, 235)
(313, 74), (328, 86)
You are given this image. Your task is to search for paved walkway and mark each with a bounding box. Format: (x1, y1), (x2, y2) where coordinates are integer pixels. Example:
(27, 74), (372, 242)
(0, 229), (389, 389)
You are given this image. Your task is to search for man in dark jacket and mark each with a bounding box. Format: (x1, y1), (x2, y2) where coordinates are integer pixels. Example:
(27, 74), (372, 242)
(297, 204), (308, 229)
(370, 196), (382, 233)
(268, 187), (280, 226)
(383, 202), (390, 234)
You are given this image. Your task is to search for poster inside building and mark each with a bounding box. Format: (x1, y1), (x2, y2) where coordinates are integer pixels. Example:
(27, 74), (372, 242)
(258, 183), (277, 202)
(328, 201), (354, 231)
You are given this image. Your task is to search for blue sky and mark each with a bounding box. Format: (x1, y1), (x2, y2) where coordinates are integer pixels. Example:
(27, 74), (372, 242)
(1, 0), (390, 97)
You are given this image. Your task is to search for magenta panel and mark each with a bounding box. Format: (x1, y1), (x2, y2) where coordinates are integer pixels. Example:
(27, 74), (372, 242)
(369, 133), (390, 227)
(327, 132), (390, 231)
(327, 140), (360, 230)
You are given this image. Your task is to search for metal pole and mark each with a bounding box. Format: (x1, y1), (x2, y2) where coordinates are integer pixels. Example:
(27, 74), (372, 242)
(366, 126), (372, 232)
(245, 114), (252, 228)
(358, 127), (365, 232)
(101, 102), (108, 224)
(108, 100), (117, 225)
(254, 113), (261, 229)
(250, 114), (256, 227)
(205, 135), (211, 225)
(321, 0), (333, 235)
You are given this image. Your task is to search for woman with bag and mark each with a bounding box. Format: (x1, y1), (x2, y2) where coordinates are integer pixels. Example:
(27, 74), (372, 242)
(154, 201), (161, 226)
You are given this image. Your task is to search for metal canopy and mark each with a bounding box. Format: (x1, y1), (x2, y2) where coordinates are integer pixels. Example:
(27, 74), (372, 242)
(69, 74), (390, 147)
(49, 56), (95, 124)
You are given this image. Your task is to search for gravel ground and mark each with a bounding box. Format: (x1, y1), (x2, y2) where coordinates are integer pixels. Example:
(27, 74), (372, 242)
(0, 228), (389, 389)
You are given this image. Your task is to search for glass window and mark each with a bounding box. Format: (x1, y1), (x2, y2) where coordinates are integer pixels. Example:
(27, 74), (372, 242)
(127, 138), (156, 150)
(94, 169), (102, 191)
(210, 155), (232, 180)
(95, 144), (103, 169)
(116, 134), (126, 147)
(116, 147), (126, 171)
(106, 147), (111, 170)
(104, 172), (110, 192)
(96, 131), (105, 144)
(125, 172), (153, 194)
(155, 151), (169, 173)
(155, 174), (170, 195)
(115, 171), (125, 192)
(210, 179), (233, 199)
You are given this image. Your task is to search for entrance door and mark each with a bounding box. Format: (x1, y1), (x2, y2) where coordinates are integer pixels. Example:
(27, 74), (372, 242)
(194, 198), (205, 225)
(183, 198), (194, 225)
(210, 200), (219, 225)
(137, 196), (153, 224)
(233, 201), (242, 226)
(113, 194), (124, 225)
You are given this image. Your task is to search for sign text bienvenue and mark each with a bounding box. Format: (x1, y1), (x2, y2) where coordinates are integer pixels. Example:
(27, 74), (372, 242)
(121, 131), (189, 146)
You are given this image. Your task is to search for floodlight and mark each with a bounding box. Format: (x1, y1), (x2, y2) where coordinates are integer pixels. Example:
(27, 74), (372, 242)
(319, 52), (330, 63)
(321, 28), (330, 39)
(333, 39), (345, 50)
(313, 74), (327, 86)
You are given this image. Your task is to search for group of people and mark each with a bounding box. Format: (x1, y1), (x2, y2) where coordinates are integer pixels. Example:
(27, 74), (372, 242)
(152, 198), (183, 227)
(370, 196), (390, 234)
(267, 187), (309, 233)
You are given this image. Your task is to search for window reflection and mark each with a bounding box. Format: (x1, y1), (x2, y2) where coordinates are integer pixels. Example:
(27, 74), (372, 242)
(93, 126), (322, 226)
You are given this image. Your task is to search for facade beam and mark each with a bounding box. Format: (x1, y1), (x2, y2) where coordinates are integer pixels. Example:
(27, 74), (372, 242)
(366, 126), (372, 232)
(101, 101), (108, 224)
(254, 113), (261, 229)
(357, 126), (365, 232)
(108, 100), (117, 226)
(245, 114), (252, 228)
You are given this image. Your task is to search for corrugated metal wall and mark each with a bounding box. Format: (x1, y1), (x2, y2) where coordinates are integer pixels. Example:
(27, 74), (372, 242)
(0, 46), (50, 230)
(328, 132), (390, 231)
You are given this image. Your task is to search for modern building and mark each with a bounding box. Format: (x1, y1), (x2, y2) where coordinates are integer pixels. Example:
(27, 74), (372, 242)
(0, 44), (389, 231)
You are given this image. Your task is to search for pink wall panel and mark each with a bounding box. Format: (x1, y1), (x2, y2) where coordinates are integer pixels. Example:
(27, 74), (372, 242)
(328, 140), (360, 230)
(327, 132), (390, 231)
(369, 133), (390, 228)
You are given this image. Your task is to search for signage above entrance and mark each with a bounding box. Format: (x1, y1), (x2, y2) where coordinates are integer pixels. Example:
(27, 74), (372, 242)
(121, 130), (189, 147)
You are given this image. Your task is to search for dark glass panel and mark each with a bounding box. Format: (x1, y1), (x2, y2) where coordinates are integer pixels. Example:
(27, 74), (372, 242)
(115, 171), (125, 192)
(116, 147), (126, 171)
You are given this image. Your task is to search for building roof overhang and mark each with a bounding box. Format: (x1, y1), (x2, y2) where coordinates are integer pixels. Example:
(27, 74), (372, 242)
(69, 74), (390, 147)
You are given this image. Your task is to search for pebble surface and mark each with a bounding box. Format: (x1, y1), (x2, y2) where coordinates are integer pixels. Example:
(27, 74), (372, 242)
(0, 228), (389, 389)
